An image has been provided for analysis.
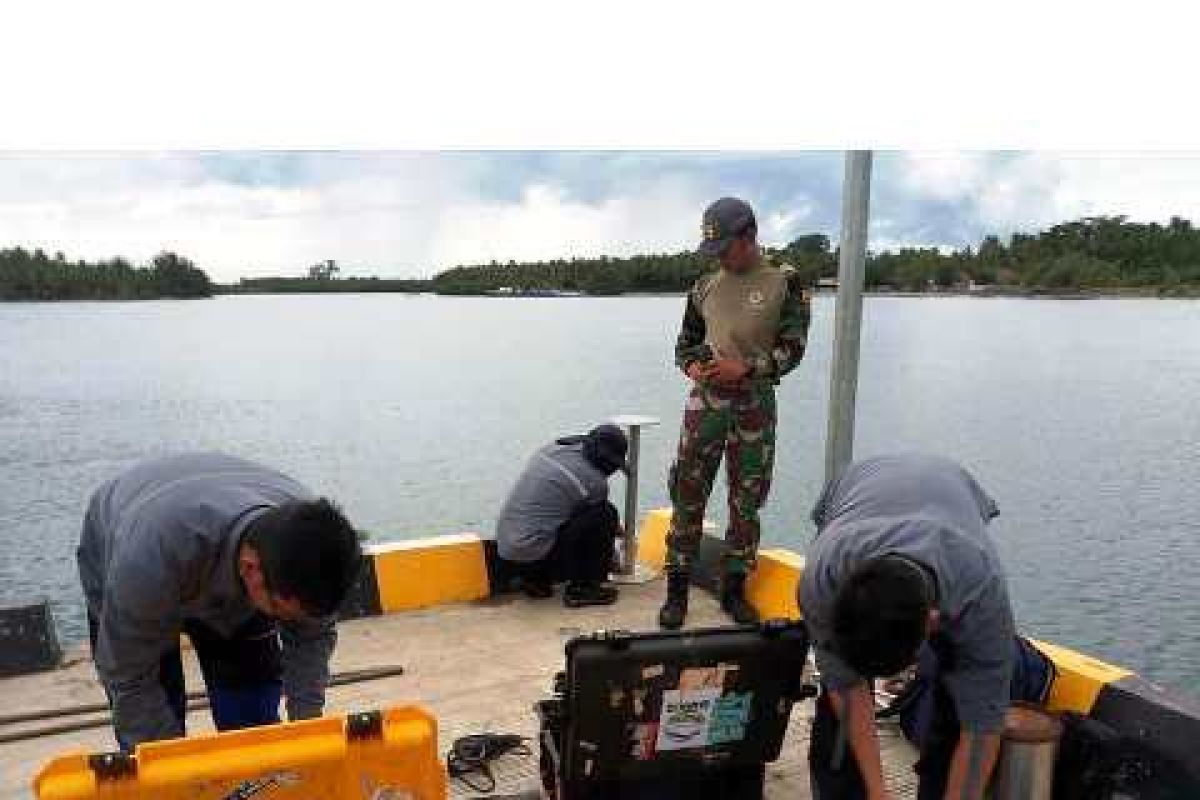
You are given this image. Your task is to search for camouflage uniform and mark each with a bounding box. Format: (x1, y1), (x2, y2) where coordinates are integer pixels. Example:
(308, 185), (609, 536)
(666, 259), (812, 575)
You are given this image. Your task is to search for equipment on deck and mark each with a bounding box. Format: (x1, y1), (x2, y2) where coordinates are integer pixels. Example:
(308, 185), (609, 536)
(34, 705), (445, 800)
(537, 620), (814, 799)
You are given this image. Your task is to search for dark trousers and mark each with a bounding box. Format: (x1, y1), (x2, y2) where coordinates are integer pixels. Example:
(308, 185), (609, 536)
(504, 502), (619, 587)
(89, 611), (284, 750)
(808, 635), (1050, 799)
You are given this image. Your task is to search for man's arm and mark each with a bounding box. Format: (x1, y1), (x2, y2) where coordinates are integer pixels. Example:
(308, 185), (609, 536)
(940, 578), (1016, 799)
(944, 730), (1001, 800)
(674, 286), (713, 375)
(811, 630), (892, 798)
(747, 271), (812, 382)
(93, 559), (186, 749)
(280, 616), (337, 720)
(829, 683), (892, 800)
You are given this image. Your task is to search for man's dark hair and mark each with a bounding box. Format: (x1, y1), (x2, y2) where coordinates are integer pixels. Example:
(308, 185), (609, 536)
(243, 498), (363, 617)
(832, 556), (932, 677)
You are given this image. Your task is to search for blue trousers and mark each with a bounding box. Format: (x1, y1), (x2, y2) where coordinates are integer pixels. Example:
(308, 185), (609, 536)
(808, 635), (1053, 799)
(90, 612), (283, 750)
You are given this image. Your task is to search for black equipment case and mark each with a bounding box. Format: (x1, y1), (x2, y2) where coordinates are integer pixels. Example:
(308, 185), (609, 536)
(536, 620), (813, 799)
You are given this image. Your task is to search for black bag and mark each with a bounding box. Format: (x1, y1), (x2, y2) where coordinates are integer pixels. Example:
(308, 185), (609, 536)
(537, 621), (813, 800)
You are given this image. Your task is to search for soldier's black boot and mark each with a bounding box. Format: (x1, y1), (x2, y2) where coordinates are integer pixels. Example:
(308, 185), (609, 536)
(658, 571), (690, 630)
(721, 572), (759, 624)
(563, 581), (618, 608)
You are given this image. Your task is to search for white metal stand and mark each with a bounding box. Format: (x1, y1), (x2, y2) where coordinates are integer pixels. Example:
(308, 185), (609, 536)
(609, 414), (660, 584)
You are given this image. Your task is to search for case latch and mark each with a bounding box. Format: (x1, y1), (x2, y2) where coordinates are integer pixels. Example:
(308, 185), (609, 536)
(346, 710), (385, 741)
(88, 751), (136, 780)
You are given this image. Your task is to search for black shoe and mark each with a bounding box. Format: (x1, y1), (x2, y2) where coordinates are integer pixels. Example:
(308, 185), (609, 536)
(721, 572), (759, 624)
(658, 571), (690, 630)
(521, 578), (554, 599)
(563, 582), (619, 608)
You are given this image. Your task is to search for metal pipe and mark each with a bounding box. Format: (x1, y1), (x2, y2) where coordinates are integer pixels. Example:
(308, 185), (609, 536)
(991, 705), (1063, 800)
(0, 664), (406, 736)
(622, 425), (642, 574)
(824, 150), (873, 484)
(609, 414), (659, 580)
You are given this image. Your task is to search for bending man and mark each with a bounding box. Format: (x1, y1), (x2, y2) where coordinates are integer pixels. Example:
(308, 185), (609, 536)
(78, 452), (363, 750)
(801, 453), (1051, 800)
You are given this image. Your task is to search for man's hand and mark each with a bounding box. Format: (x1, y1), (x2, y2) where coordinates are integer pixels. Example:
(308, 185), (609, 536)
(707, 357), (751, 387)
(832, 684), (893, 800)
(685, 360), (715, 383)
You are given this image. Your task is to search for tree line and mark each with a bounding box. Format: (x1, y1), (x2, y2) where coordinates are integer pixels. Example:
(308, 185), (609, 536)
(430, 217), (1200, 295)
(0, 248), (212, 301)
(5, 216), (1200, 301)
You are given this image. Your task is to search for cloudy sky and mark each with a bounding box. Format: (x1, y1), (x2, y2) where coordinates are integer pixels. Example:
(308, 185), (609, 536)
(2, 151), (1199, 282)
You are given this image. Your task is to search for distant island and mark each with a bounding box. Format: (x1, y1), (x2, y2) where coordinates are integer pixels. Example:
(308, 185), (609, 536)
(4, 216), (1199, 301)
(0, 249), (212, 301)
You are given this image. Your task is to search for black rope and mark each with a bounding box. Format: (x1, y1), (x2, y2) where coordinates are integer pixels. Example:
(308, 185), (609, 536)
(446, 732), (531, 794)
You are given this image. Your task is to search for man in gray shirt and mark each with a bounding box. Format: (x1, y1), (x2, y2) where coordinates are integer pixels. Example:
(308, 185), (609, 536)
(78, 452), (362, 750)
(496, 424), (626, 607)
(800, 453), (1048, 800)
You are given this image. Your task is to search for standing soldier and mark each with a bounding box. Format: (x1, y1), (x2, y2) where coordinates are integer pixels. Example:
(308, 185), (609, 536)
(659, 197), (812, 629)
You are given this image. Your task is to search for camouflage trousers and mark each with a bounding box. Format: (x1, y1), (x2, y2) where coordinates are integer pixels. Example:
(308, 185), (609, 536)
(665, 382), (777, 576)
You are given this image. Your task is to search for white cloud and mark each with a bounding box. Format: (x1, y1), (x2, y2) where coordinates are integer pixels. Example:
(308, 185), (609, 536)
(899, 151), (990, 201)
(428, 178), (708, 267)
(763, 203), (816, 245)
(897, 151), (1200, 239)
(4, 152), (1200, 283)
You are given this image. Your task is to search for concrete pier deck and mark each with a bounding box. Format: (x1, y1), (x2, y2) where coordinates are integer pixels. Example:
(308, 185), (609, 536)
(0, 579), (918, 799)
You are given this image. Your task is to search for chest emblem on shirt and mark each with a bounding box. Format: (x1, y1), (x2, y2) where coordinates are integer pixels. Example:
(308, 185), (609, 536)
(745, 290), (766, 311)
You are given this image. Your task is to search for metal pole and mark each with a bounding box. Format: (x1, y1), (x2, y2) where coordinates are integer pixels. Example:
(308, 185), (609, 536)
(623, 426), (641, 574)
(824, 151), (873, 484)
(609, 414), (659, 583)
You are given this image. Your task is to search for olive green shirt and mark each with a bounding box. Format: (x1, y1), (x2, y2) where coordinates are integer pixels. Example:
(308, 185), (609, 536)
(674, 258), (812, 383)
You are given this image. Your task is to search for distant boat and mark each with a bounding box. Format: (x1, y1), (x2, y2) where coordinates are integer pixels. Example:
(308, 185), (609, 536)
(485, 287), (585, 297)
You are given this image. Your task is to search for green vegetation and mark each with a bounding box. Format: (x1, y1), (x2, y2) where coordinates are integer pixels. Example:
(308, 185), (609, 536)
(430, 233), (836, 295)
(226, 276), (430, 294)
(0, 248), (212, 301)
(5, 216), (1200, 301)
(222, 259), (429, 295)
(867, 216), (1200, 294)
(431, 217), (1200, 296)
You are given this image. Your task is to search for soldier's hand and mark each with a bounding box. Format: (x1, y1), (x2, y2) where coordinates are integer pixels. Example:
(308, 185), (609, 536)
(686, 361), (714, 382)
(708, 358), (750, 386)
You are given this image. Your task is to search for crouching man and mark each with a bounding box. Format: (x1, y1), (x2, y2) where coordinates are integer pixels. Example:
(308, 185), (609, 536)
(800, 453), (1052, 800)
(496, 424), (627, 608)
(78, 452), (363, 751)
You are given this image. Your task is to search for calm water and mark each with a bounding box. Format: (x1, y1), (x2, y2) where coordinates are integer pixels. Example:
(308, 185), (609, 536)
(2, 294), (1199, 693)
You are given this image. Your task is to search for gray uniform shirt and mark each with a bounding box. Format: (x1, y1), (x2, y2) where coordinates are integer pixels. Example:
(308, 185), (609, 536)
(496, 441), (610, 562)
(799, 453), (1015, 733)
(77, 452), (337, 747)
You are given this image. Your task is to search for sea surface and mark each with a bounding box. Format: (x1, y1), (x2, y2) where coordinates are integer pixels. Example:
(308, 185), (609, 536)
(2, 293), (1198, 693)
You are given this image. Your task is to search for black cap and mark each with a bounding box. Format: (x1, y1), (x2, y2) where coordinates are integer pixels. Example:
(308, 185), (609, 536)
(699, 196), (756, 257)
(584, 424), (629, 475)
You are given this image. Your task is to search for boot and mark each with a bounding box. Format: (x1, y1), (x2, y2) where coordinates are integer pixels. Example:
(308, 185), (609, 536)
(658, 571), (690, 630)
(721, 572), (759, 624)
(563, 581), (619, 608)
(520, 577), (554, 599)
